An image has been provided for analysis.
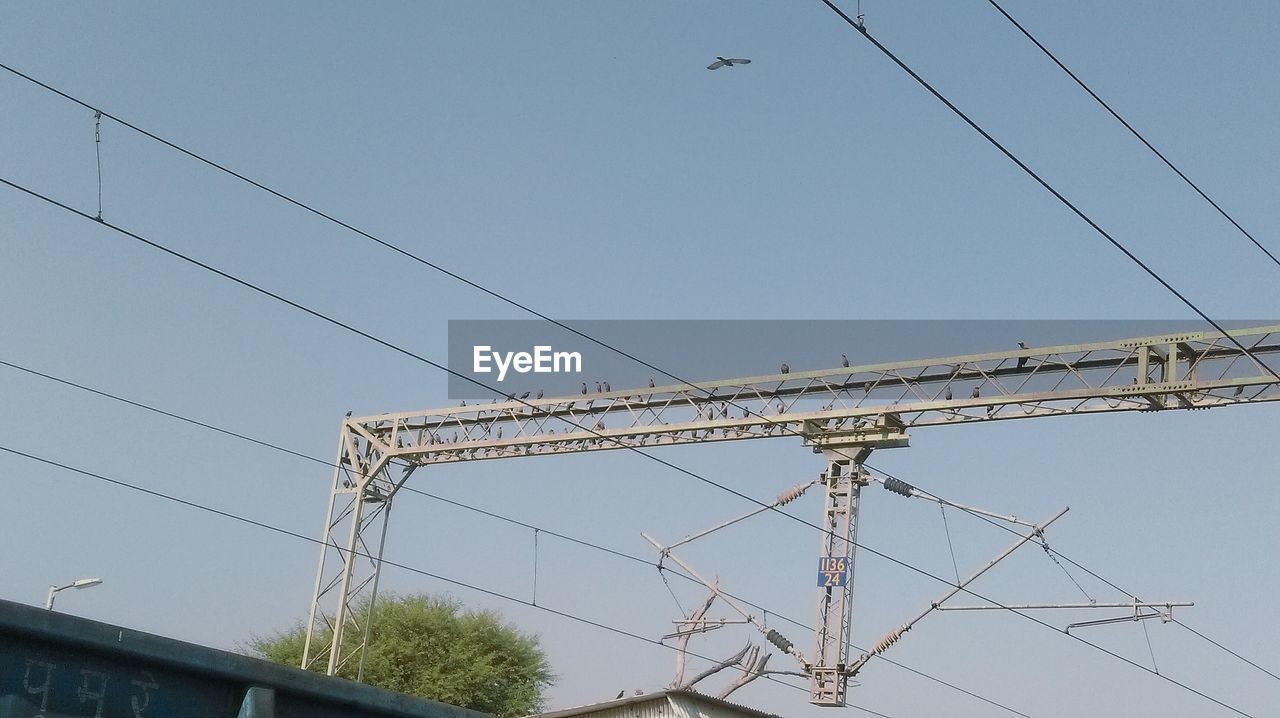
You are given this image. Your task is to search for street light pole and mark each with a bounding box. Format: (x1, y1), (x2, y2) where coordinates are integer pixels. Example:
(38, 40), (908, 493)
(45, 577), (103, 610)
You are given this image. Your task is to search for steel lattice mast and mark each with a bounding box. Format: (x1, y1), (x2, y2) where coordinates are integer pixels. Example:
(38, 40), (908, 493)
(301, 325), (1280, 703)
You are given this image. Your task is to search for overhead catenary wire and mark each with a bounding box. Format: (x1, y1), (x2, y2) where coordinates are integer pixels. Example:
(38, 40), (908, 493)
(5, 40), (1274, 707)
(814, 0), (1279, 382)
(1040, 538), (1280, 684)
(0, 178), (1259, 717)
(7, 445), (911, 715)
(0, 367), (1217, 712)
(0, 30), (1271, 718)
(0, 358), (332, 469)
(810, 3), (1280, 688)
(1171, 620), (1280, 684)
(4, 57), (1275, 631)
(0, 355), (1033, 717)
(5, 356), (1270, 712)
(4, 42), (1275, 535)
(0, 440), (1253, 718)
(1, 60), (1275, 472)
(4, 62), (1273, 623)
(6, 62), (1277, 688)
(983, 0), (1280, 270)
(864, 463), (1280, 685)
(5, 69), (1274, 692)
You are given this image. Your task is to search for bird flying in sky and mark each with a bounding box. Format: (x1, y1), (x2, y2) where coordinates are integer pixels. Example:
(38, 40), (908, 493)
(707, 56), (751, 70)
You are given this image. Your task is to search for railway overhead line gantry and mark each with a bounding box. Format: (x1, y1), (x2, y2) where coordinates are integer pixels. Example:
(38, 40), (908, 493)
(301, 324), (1280, 705)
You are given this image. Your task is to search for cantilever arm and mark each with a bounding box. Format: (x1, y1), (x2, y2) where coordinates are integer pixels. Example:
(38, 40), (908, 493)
(643, 532), (810, 669)
(848, 507), (1070, 675)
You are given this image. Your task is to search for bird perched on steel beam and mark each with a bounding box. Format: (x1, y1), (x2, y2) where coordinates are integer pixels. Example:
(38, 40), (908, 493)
(971, 386), (981, 399)
(781, 362), (790, 374)
(842, 354), (850, 368)
(707, 56), (751, 70)
(1016, 341), (1028, 370)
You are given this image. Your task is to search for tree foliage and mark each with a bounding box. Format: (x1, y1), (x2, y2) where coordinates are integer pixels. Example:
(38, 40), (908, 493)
(249, 593), (553, 717)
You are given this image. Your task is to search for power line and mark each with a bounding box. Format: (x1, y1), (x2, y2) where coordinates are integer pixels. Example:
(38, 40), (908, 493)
(0, 438), (1255, 718)
(983, 0), (1280, 269)
(0, 177), (1258, 717)
(5, 61), (1276, 681)
(2, 60), (1275, 478)
(0, 358), (331, 469)
(8, 65), (1277, 691)
(814, 0), (1279, 382)
(6, 32), (1275, 706)
(4, 50), (1275, 491)
(0, 58), (981, 511)
(0, 23), (1270, 712)
(6, 279), (1270, 688)
(0, 355), (1033, 717)
(1035, 533), (1280, 684)
(1172, 620), (1280, 684)
(863, 463), (1280, 686)
(4, 62), (1274, 631)
(816, 2), (1280, 691)
(0, 444), (903, 717)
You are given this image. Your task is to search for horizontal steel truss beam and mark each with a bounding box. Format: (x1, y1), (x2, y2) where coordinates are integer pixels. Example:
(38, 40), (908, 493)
(347, 326), (1280, 466)
(936, 601), (1193, 612)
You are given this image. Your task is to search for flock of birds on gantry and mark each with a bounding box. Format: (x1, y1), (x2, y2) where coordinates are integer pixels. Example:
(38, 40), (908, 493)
(374, 333), (1245, 456)
(482, 341), (1034, 405)
(379, 340), (1041, 453)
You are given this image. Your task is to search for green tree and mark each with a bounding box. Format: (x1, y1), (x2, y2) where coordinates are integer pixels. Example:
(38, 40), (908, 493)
(249, 593), (554, 717)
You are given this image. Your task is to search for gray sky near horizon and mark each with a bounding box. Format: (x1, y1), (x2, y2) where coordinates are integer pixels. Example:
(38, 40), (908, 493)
(2, 2), (1279, 716)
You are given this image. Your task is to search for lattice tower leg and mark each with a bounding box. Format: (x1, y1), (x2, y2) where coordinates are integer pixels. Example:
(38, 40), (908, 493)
(301, 424), (403, 677)
(810, 451), (869, 706)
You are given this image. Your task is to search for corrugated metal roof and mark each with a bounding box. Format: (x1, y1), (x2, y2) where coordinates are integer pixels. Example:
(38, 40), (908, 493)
(533, 688), (782, 718)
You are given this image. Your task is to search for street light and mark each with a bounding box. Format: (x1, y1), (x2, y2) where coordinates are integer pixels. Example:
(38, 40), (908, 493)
(45, 577), (103, 610)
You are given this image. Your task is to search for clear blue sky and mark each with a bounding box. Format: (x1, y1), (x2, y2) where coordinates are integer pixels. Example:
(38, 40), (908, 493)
(2, 2), (1278, 716)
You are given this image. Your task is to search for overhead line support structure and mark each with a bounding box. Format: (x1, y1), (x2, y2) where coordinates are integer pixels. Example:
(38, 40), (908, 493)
(301, 325), (1280, 704)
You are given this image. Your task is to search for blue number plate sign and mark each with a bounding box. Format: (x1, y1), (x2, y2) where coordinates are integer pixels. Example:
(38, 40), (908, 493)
(817, 556), (849, 587)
